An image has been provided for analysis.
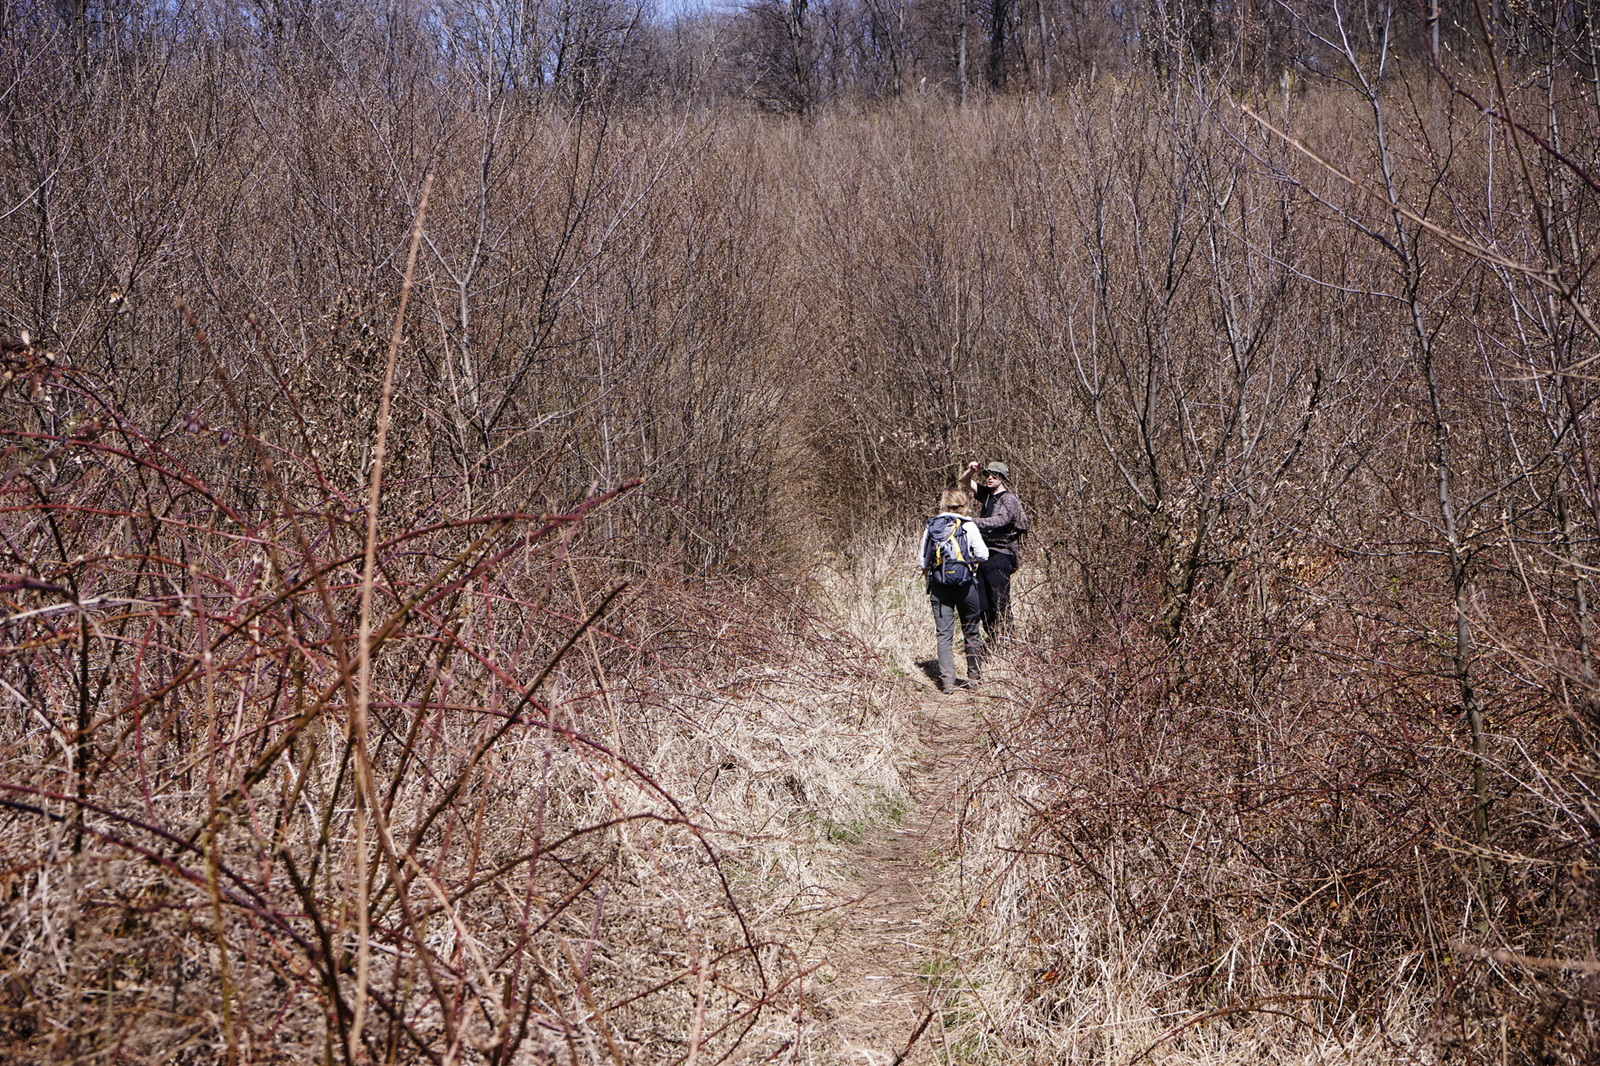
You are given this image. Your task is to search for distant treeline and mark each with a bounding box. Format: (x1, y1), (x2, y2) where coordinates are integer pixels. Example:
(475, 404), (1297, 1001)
(4, 0), (1594, 112)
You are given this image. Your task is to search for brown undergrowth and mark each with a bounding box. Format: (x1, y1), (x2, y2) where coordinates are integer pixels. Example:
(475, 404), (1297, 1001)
(6, 25), (1600, 1058)
(934, 552), (1600, 1064)
(0, 330), (924, 1063)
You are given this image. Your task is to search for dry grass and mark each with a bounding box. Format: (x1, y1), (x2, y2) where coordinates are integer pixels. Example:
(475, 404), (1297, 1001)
(0, 357), (927, 1064)
(920, 545), (1598, 1064)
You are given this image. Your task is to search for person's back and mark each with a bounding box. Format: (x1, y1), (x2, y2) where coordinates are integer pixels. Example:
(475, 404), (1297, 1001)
(923, 513), (978, 587)
(917, 488), (989, 694)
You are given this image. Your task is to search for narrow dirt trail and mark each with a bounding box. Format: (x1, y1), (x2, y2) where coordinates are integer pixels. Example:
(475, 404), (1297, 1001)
(789, 688), (987, 1064)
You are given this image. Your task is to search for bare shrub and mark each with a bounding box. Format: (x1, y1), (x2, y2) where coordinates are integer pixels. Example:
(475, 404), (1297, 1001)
(0, 327), (801, 1059)
(914, 64), (1600, 1064)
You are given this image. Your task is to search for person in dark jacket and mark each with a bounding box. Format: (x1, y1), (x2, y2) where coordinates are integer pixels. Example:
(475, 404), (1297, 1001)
(959, 460), (1029, 641)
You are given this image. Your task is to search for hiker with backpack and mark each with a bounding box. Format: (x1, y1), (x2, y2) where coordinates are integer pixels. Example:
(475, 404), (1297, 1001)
(959, 460), (1030, 642)
(918, 487), (989, 695)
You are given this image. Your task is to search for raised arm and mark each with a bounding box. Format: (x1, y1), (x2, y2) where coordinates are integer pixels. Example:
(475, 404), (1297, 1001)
(956, 460), (982, 495)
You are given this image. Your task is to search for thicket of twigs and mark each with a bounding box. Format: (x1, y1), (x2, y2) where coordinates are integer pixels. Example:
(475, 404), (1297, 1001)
(871, 72), (1600, 1066)
(0, 234), (911, 1063)
(0, 265), (916, 1063)
(0, 21), (906, 1063)
(4, 0), (1600, 1061)
(798, 41), (1600, 1066)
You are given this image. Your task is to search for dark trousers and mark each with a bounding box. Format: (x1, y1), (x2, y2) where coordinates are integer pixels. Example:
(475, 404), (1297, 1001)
(929, 581), (983, 691)
(978, 550), (1017, 638)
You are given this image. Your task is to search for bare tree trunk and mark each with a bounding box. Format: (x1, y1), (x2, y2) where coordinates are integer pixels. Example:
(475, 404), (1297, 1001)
(1036, 0), (1050, 93)
(787, 0), (812, 111)
(958, 0), (969, 104)
(1417, 323), (1494, 908)
(1353, 13), (1495, 912)
(1557, 489), (1600, 735)
(989, 0), (1008, 87)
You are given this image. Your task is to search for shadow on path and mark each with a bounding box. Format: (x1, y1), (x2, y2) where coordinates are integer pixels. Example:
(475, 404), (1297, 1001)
(915, 657), (981, 691)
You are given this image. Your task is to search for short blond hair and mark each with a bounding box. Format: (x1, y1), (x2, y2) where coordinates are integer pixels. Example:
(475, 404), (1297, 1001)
(939, 488), (973, 515)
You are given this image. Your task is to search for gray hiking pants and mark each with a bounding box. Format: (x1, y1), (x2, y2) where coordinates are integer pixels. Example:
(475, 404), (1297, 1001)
(930, 581), (984, 692)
